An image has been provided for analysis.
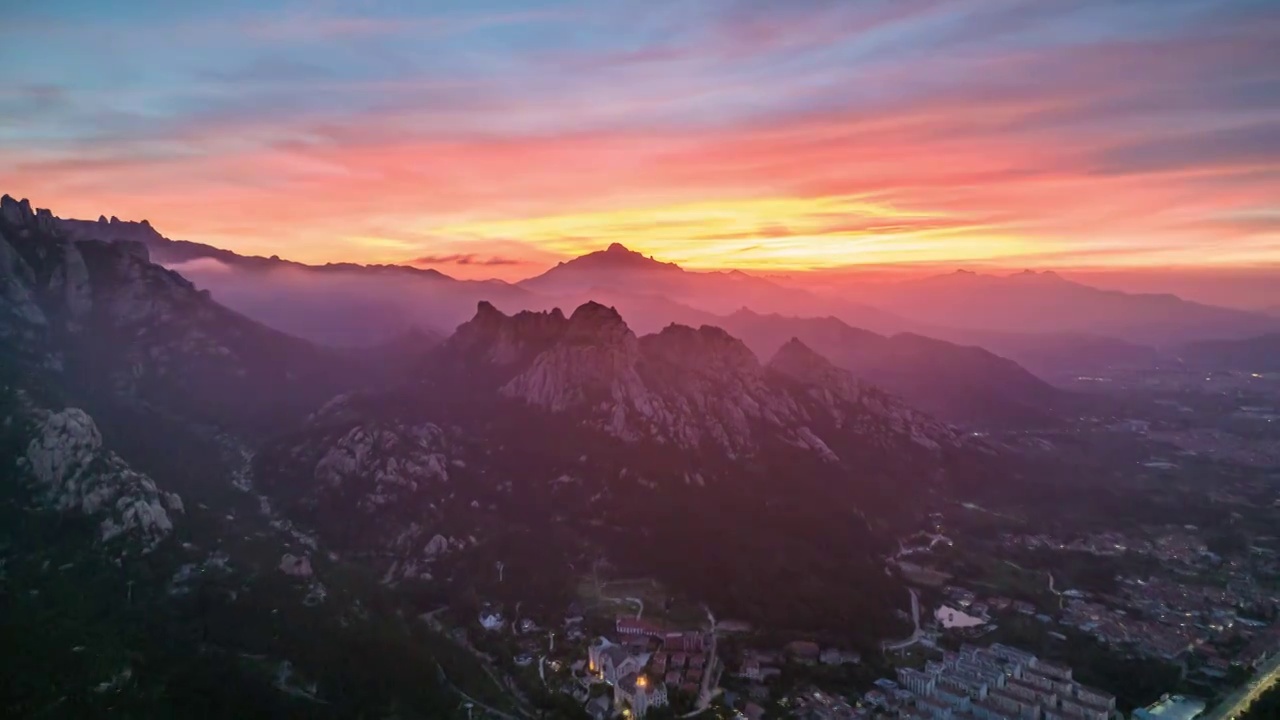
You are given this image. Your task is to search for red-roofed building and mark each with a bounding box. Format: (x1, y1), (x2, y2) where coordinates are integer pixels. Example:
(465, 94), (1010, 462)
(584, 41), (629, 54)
(663, 631), (706, 653)
(617, 617), (664, 637)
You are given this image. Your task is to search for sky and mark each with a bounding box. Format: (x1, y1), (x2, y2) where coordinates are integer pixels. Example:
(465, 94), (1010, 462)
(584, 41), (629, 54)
(2, 0), (1279, 282)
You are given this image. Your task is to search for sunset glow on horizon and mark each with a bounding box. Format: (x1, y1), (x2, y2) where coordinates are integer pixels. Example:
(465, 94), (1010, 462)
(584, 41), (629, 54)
(2, 0), (1278, 281)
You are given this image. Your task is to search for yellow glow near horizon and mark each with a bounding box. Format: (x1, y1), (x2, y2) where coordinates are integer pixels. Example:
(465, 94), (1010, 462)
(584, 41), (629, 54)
(431, 195), (1034, 271)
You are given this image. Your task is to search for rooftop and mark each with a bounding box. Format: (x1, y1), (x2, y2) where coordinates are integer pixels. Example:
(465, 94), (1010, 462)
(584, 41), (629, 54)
(1133, 695), (1206, 720)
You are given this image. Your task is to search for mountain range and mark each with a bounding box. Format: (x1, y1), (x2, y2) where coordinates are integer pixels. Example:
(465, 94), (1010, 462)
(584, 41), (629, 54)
(48, 211), (1280, 387)
(518, 242), (907, 334)
(717, 309), (1073, 426)
(256, 297), (999, 642)
(1179, 333), (1280, 373)
(56, 214), (535, 346)
(2, 192), (1014, 703)
(9, 191), (1274, 713)
(852, 269), (1279, 346)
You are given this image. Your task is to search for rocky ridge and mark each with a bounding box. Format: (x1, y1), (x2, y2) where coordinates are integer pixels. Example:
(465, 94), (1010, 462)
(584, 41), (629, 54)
(19, 406), (182, 551)
(0, 193), (352, 432)
(260, 398), (477, 583)
(447, 301), (961, 460)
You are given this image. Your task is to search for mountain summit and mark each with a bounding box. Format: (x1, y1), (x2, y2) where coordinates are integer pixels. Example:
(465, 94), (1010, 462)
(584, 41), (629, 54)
(518, 243), (681, 294)
(444, 301), (960, 459)
(518, 245), (908, 333)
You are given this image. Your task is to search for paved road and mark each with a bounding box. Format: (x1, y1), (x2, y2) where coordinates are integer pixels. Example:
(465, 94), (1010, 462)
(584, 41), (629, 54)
(882, 588), (923, 652)
(1205, 652), (1280, 720)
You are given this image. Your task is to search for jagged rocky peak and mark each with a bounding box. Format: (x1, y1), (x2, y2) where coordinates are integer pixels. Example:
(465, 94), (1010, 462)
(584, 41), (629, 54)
(451, 301), (572, 365)
(565, 300), (633, 343)
(768, 337), (867, 403)
(560, 242), (680, 271)
(642, 323), (759, 373)
(1, 194), (56, 233)
(1, 194), (34, 224)
(452, 300), (640, 365)
(56, 209), (166, 246)
(443, 300), (963, 456)
(769, 337), (840, 380)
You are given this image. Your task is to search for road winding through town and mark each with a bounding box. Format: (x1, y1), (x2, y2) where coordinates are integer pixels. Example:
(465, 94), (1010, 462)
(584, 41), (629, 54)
(1205, 652), (1280, 720)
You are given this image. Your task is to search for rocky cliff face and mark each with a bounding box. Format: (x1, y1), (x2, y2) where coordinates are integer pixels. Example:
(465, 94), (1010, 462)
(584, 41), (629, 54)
(256, 394), (480, 583)
(56, 214), (167, 248)
(446, 301), (961, 461)
(18, 406), (182, 551)
(0, 193), (351, 433)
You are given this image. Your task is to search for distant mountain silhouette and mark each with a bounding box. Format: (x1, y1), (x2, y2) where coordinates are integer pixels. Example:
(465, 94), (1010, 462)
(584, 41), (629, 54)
(865, 269), (1280, 346)
(1179, 333), (1280, 372)
(55, 215), (533, 346)
(53, 213), (1261, 380)
(719, 308), (1071, 427)
(518, 242), (910, 334)
(935, 328), (1161, 380)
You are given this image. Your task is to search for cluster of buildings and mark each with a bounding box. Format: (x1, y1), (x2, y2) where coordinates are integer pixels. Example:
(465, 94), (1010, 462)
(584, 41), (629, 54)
(990, 525), (1280, 669)
(943, 587), (1036, 621)
(866, 644), (1118, 720)
(1056, 574), (1280, 669)
(999, 529), (1213, 565)
(579, 618), (715, 717)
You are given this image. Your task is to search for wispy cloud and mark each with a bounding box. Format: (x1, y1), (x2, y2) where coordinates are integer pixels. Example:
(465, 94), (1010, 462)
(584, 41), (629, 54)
(410, 253), (528, 267)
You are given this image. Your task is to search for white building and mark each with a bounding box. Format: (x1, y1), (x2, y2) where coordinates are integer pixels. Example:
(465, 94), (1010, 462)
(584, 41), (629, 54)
(899, 667), (938, 697)
(615, 673), (668, 718)
(589, 638), (649, 685)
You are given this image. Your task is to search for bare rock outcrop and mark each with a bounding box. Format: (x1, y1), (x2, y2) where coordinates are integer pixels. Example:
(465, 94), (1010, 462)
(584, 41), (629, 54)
(21, 407), (179, 551)
(279, 553), (313, 577)
(450, 302), (961, 459)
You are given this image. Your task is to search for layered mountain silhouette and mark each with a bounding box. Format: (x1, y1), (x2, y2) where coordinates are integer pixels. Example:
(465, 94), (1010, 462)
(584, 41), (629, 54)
(517, 242), (909, 333)
(55, 214), (534, 346)
(863, 269), (1280, 346)
(1179, 333), (1280, 372)
(3, 195), (352, 434)
(719, 308), (1072, 426)
(47, 207), (1280, 388)
(5, 193), (1013, 644)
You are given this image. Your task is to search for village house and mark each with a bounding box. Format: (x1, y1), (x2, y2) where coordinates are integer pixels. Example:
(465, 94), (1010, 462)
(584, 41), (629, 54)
(479, 609), (505, 631)
(663, 630), (706, 653)
(589, 638), (649, 685)
(614, 673), (668, 718)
